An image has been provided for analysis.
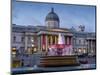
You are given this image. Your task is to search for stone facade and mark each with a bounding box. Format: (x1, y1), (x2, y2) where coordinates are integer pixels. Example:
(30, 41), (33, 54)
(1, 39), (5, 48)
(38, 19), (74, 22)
(11, 8), (96, 68)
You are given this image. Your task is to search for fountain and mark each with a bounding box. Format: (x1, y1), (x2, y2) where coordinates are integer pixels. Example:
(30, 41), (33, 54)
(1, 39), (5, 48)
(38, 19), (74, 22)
(47, 33), (73, 56)
(38, 33), (80, 67)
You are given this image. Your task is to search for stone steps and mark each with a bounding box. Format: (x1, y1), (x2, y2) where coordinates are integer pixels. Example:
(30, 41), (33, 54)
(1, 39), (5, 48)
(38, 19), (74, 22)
(38, 56), (80, 67)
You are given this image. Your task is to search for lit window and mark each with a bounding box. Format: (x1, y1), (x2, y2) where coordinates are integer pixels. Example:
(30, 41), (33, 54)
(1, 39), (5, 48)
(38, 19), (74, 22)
(31, 47), (37, 53)
(12, 48), (16, 50)
(33, 48), (37, 52)
(78, 48), (82, 53)
(28, 47), (31, 54)
(12, 47), (16, 57)
(42, 45), (45, 50)
(83, 48), (86, 53)
(31, 37), (34, 42)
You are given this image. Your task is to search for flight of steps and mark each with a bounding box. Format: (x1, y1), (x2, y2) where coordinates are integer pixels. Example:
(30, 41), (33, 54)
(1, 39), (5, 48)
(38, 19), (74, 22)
(38, 55), (80, 67)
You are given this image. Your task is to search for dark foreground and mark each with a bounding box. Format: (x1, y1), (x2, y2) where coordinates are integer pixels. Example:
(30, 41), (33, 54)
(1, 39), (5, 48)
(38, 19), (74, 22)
(12, 56), (96, 74)
(12, 64), (96, 74)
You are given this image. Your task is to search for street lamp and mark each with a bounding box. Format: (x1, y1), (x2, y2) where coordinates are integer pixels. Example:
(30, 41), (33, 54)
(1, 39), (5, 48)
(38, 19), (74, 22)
(32, 44), (34, 47)
(31, 39), (34, 42)
(31, 39), (34, 54)
(31, 44), (34, 54)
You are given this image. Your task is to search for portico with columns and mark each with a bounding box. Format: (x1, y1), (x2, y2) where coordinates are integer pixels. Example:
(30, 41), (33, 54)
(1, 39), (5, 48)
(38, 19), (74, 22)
(86, 38), (96, 55)
(37, 29), (73, 53)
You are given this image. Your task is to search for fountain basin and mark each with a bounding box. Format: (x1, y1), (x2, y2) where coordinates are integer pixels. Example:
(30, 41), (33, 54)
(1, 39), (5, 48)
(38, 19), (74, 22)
(38, 33), (79, 67)
(38, 55), (80, 67)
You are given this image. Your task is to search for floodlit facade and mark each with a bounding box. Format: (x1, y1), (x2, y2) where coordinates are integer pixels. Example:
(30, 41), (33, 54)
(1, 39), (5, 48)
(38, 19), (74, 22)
(11, 8), (96, 61)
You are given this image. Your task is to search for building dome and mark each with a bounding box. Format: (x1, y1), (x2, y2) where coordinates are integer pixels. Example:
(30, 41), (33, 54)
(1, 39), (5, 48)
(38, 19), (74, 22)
(45, 8), (59, 22)
(45, 8), (60, 28)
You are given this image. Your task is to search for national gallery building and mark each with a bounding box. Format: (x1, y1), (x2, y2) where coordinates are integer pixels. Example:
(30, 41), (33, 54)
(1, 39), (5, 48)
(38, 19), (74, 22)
(11, 8), (96, 57)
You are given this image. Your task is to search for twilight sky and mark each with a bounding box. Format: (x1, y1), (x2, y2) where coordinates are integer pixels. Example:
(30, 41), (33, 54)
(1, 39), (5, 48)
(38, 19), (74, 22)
(12, 0), (96, 32)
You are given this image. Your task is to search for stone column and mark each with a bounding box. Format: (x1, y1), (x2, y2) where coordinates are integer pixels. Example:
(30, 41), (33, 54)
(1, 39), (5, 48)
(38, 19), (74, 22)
(91, 40), (93, 54)
(56, 35), (58, 44)
(55, 36), (57, 44)
(89, 40), (91, 53)
(89, 40), (91, 54)
(70, 37), (72, 45)
(87, 40), (88, 54)
(38, 36), (41, 53)
(64, 36), (67, 44)
(92, 40), (94, 55)
(94, 40), (96, 55)
(90, 40), (92, 54)
(87, 40), (90, 54)
(25, 35), (28, 52)
(46, 35), (48, 51)
(47, 35), (49, 55)
(67, 36), (69, 45)
(69, 36), (72, 45)
(69, 37), (70, 45)
(50, 35), (53, 45)
(40, 35), (42, 51)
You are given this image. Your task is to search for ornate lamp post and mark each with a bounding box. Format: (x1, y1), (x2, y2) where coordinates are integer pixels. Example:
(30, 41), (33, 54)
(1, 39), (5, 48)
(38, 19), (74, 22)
(31, 39), (34, 54)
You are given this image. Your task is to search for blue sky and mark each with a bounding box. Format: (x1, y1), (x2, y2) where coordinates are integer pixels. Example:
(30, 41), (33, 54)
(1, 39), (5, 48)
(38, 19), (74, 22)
(12, 0), (96, 32)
